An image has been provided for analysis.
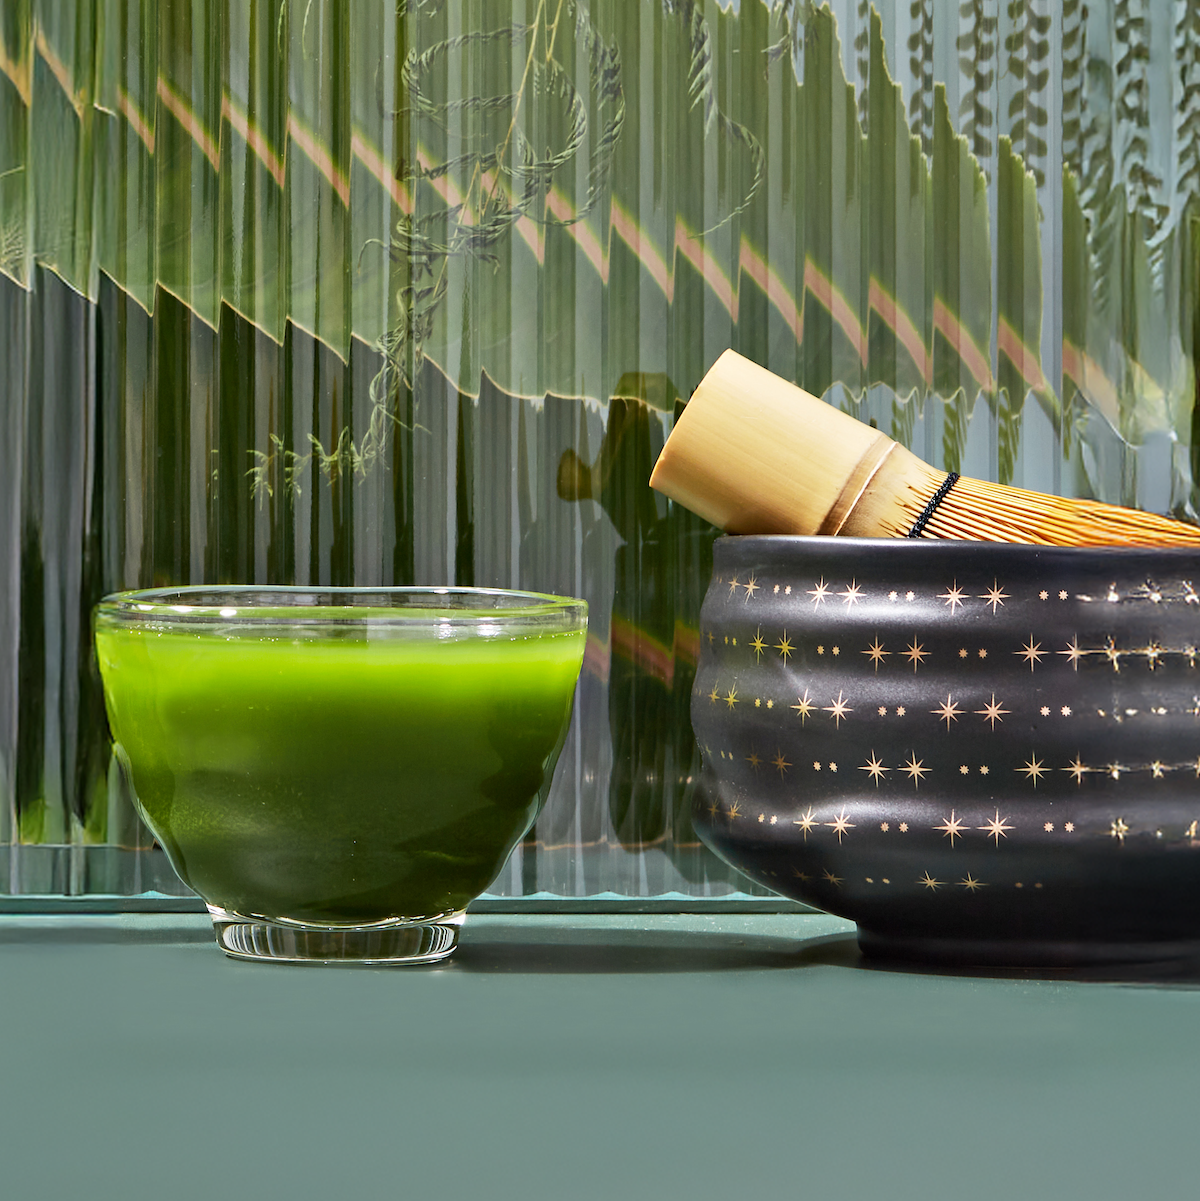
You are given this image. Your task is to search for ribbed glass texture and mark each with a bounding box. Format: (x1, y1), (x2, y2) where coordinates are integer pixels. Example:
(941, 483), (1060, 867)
(1, 0), (1197, 898)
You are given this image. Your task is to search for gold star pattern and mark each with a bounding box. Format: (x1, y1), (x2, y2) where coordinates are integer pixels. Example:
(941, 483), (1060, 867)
(821, 869), (843, 888)
(792, 690), (815, 722)
(863, 637), (889, 670)
(749, 629), (768, 662)
(899, 821), (909, 832)
(975, 693), (1010, 729)
(1044, 822), (1054, 832)
(917, 871), (943, 891)
(793, 809), (817, 840)
(1064, 756), (1088, 784)
(932, 694), (962, 730)
(904, 638), (927, 672)
(727, 801), (743, 821)
(901, 753), (929, 787)
(826, 809), (856, 842)
(1110, 817), (1129, 843)
(1143, 643), (1164, 670)
(1016, 636), (1045, 671)
(896, 705), (907, 716)
(860, 753), (889, 785)
(708, 684), (721, 703)
(1065, 822), (1075, 833)
(1059, 638), (1085, 670)
(745, 751), (761, 771)
(1107, 762), (1125, 780)
(978, 809), (1014, 845)
(939, 582), (967, 613)
(807, 578), (830, 606)
(934, 810), (966, 845)
(958, 874), (986, 892)
(770, 750), (791, 778)
(743, 574), (759, 600)
(979, 580), (1010, 614)
(824, 690), (853, 727)
(1151, 761), (1166, 779)
(774, 632), (793, 661)
(1018, 755), (1047, 786)
(724, 686), (739, 709)
(707, 799), (721, 820)
(1103, 639), (1122, 672)
(727, 575), (740, 598)
(880, 821), (890, 832)
(839, 580), (863, 607)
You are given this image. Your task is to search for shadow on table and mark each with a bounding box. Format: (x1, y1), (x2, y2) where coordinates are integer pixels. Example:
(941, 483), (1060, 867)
(455, 921), (1200, 984)
(0, 917), (214, 947)
(791, 931), (1200, 990)
(453, 921), (815, 974)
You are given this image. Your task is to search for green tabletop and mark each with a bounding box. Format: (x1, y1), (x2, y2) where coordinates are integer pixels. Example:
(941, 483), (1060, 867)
(1, 912), (1197, 1200)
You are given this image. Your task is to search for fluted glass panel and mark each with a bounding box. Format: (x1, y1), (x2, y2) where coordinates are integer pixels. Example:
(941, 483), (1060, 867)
(1, 0), (1197, 898)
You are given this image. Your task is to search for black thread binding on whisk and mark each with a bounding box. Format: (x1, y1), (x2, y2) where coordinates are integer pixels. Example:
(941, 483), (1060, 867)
(907, 473), (960, 538)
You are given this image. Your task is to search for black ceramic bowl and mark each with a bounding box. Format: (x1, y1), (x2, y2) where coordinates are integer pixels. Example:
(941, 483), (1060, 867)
(693, 536), (1200, 965)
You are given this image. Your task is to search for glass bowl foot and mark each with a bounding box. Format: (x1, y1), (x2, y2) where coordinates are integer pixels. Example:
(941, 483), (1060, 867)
(207, 906), (465, 965)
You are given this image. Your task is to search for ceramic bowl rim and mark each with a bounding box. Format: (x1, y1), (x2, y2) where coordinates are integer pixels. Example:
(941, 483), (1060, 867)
(713, 533), (1200, 559)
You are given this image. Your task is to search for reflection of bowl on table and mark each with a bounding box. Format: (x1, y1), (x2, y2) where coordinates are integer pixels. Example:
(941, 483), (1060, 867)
(693, 536), (1200, 965)
(95, 587), (586, 965)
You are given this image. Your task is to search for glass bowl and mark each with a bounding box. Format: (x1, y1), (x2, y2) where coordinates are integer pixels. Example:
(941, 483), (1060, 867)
(94, 586), (587, 965)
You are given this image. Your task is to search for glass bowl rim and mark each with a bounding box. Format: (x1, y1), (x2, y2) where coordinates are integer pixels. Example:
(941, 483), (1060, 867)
(94, 585), (588, 630)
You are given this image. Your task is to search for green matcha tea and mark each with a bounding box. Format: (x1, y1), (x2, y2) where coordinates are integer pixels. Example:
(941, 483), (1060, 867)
(95, 622), (585, 924)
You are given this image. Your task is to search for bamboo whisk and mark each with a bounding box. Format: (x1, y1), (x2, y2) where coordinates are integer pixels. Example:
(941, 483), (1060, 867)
(649, 349), (1200, 547)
